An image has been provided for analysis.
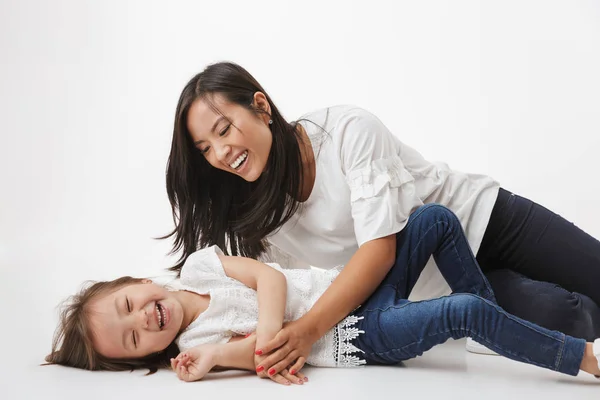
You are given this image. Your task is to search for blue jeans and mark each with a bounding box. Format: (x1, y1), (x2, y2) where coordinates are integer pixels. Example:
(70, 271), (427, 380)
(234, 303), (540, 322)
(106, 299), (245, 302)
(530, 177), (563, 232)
(353, 204), (586, 376)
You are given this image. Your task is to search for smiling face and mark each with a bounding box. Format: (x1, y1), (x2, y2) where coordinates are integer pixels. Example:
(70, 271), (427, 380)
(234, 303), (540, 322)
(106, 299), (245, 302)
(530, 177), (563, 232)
(88, 280), (185, 359)
(186, 93), (273, 182)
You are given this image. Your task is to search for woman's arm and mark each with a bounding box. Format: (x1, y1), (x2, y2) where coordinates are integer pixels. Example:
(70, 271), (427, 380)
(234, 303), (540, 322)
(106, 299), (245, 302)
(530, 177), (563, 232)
(305, 235), (396, 337)
(254, 235), (396, 373)
(256, 109), (418, 373)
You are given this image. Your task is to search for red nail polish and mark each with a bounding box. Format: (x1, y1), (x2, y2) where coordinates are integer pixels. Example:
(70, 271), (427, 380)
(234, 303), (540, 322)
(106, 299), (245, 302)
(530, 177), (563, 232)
(255, 350), (263, 355)
(290, 369), (296, 375)
(256, 366), (264, 373)
(268, 368), (276, 376)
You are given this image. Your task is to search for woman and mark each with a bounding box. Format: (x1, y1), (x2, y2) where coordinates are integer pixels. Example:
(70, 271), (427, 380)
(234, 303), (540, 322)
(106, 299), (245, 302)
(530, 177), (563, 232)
(163, 61), (600, 374)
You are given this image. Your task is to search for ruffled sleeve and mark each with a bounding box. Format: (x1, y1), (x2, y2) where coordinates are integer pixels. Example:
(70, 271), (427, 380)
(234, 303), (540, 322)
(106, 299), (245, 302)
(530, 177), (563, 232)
(179, 245), (243, 293)
(337, 108), (424, 246)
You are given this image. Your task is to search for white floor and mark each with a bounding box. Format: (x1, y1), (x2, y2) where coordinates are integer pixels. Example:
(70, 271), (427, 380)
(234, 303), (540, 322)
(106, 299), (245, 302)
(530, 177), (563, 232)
(9, 338), (599, 400)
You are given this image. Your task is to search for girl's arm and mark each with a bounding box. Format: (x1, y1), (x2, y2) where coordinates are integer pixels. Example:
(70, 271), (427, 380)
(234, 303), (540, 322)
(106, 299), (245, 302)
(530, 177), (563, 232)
(172, 336), (305, 385)
(217, 255), (287, 349)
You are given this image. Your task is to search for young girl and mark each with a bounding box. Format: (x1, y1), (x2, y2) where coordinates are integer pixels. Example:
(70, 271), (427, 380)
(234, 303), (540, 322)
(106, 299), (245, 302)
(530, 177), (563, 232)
(47, 205), (600, 384)
(164, 61), (600, 367)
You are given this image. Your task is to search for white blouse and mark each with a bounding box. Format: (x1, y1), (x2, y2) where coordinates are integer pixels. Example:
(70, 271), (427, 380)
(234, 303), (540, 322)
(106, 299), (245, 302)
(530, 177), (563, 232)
(266, 105), (500, 300)
(173, 246), (366, 367)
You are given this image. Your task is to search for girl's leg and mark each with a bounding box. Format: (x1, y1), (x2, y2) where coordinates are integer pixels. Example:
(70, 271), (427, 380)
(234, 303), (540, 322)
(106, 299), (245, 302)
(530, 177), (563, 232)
(374, 203), (495, 304)
(354, 293), (589, 376)
(477, 188), (600, 338)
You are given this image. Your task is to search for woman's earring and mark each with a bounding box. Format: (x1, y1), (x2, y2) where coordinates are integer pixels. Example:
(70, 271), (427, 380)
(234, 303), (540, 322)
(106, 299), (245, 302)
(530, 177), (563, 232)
(268, 119), (273, 125)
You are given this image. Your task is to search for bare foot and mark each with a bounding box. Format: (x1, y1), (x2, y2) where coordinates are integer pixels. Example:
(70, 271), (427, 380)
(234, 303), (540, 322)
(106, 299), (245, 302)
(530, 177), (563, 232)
(580, 342), (600, 376)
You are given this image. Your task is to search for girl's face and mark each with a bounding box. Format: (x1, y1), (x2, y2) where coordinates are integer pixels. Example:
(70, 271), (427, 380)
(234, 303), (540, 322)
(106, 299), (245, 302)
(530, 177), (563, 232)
(89, 281), (185, 359)
(186, 93), (273, 182)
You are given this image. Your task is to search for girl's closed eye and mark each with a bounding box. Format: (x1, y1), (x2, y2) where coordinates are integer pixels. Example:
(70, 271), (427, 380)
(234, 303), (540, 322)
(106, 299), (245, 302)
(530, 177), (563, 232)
(126, 297), (131, 312)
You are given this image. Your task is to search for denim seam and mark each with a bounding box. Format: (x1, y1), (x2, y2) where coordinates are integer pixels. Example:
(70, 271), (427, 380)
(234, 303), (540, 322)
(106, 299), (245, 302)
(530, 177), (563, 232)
(365, 327), (563, 372)
(448, 235), (497, 301)
(401, 220), (450, 282)
(554, 334), (565, 371)
(396, 208), (496, 301)
(360, 295), (561, 346)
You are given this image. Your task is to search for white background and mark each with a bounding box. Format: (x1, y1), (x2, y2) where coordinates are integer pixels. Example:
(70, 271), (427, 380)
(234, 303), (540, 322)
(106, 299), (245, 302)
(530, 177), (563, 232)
(1, 0), (600, 398)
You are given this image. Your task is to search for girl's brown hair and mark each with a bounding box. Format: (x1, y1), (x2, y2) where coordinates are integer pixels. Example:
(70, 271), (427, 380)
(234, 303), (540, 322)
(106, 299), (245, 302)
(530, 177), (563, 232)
(44, 276), (179, 374)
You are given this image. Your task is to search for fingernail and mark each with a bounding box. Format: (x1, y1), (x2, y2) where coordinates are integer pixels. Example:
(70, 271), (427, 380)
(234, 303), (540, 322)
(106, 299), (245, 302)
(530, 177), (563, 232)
(304, 377), (309, 382)
(290, 369), (296, 375)
(285, 381), (290, 385)
(256, 366), (264, 373)
(244, 334), (251, 338)
(255, 350), (263, 355)
(268, 368), (276, 376)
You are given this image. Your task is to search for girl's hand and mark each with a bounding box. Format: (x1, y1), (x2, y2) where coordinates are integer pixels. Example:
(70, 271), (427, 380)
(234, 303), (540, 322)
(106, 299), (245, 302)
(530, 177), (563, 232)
(170, 345), (220, 382)
(254, 318), (318, 377)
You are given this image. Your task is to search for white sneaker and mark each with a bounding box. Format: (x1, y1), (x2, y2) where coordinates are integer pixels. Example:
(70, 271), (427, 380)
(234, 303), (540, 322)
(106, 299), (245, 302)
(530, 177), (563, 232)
(465, 337), (499, 356)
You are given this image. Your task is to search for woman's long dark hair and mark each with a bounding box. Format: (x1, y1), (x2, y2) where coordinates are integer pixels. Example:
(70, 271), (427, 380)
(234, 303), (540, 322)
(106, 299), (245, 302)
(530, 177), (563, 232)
(164, 62), (305, 271)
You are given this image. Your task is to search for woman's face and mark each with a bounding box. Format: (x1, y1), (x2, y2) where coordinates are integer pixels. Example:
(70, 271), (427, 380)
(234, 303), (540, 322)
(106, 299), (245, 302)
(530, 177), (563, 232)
(186, 93), (273, 182)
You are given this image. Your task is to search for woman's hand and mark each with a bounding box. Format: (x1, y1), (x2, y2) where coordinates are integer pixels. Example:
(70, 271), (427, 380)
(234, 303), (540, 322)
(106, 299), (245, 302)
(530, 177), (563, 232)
(171, 344), (220, 382)
(254, 318), (319, 376)
(251, 332), (307, 386)
(254, 351), (307, 385)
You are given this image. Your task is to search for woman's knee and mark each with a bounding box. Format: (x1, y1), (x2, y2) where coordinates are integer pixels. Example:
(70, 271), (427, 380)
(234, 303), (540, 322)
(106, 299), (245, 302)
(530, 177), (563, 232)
(485, 269), (600, 340)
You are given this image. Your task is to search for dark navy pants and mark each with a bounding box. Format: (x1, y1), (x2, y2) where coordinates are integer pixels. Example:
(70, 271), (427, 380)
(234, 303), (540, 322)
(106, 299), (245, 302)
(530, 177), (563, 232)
(477, 188), (600, 341)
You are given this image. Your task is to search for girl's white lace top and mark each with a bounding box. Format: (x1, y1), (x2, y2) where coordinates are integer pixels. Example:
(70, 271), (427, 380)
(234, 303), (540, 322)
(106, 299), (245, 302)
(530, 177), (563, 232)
(172, 245), (366, 367)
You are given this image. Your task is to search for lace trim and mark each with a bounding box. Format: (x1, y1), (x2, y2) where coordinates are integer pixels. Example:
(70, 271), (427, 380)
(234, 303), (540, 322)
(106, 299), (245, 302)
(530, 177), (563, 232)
(333, 315), (366, 367)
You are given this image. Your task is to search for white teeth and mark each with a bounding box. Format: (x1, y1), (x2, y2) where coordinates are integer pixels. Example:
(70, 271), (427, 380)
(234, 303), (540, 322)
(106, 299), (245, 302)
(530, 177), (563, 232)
(156, 304), (163, 328)
(230, 151), (248, 169)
